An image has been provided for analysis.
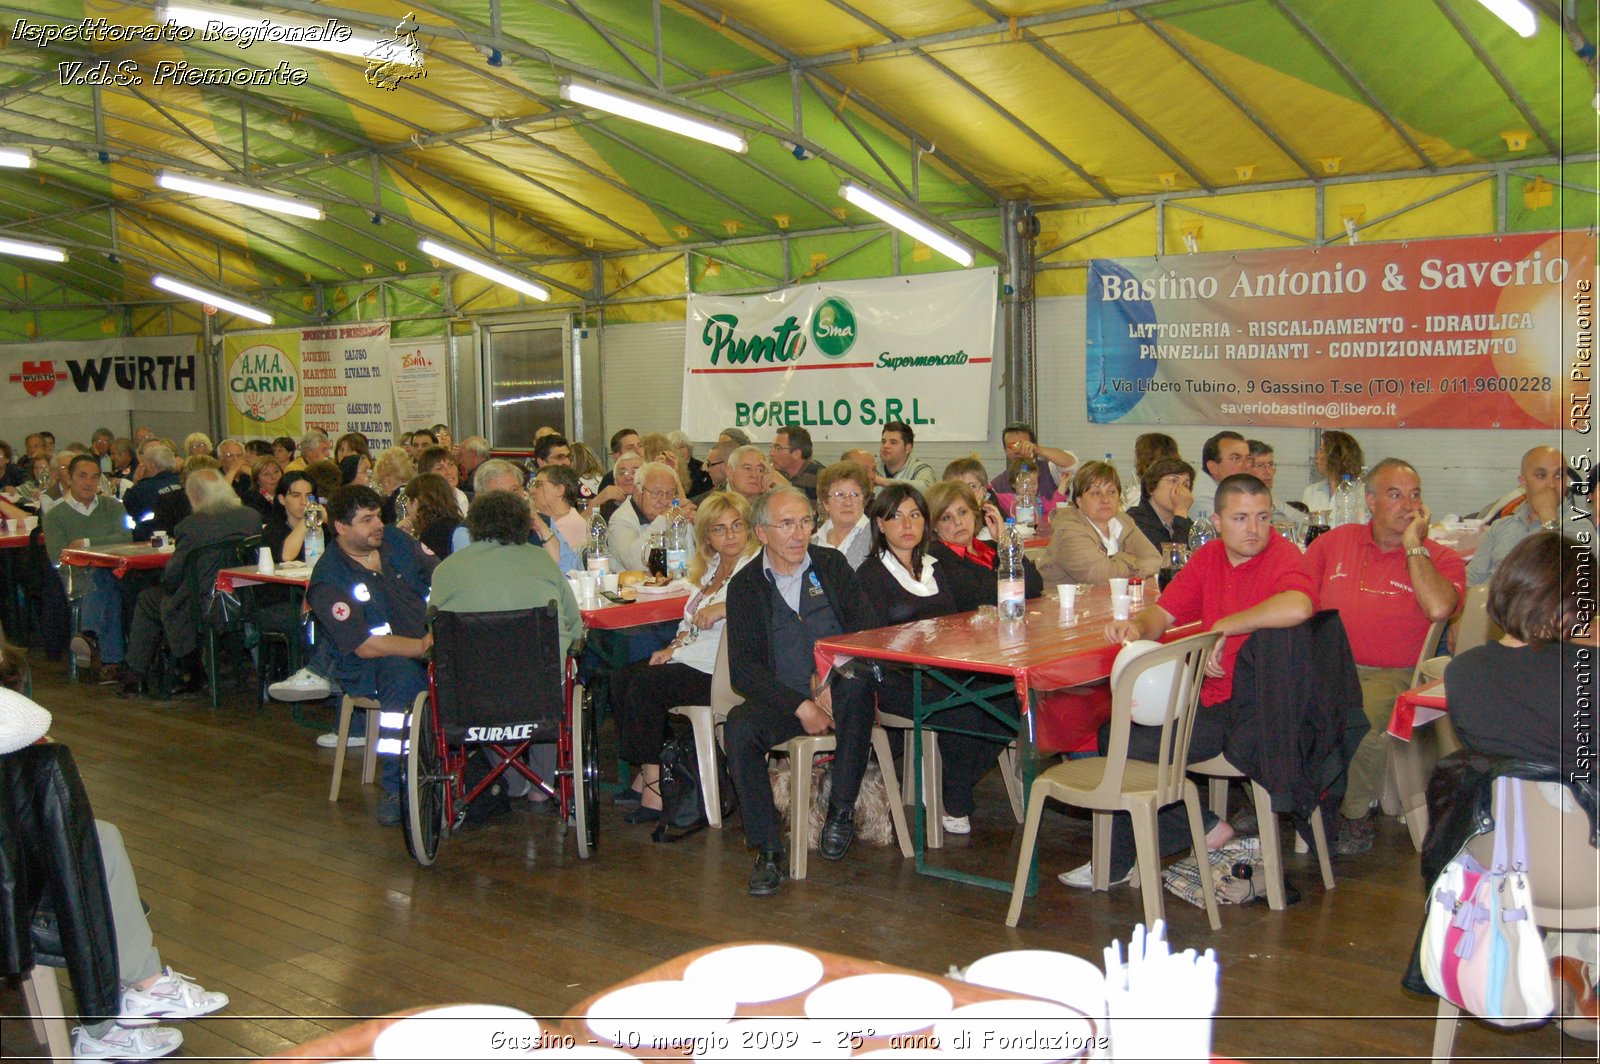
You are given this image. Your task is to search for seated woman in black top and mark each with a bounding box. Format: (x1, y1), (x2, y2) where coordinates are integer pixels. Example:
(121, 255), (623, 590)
(925, 480), (1043, 604)
(1125, 456), (1195, 555)
(855, 484), (1014, 836)
(403, 472), (465, 559)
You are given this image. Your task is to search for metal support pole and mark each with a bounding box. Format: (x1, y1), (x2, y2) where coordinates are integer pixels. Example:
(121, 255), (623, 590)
(1002, 200), (1035, 426)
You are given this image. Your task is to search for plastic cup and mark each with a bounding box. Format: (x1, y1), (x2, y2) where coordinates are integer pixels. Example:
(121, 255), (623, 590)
(1111, 594), (1131, 620)
(1108, 577), (1129, 597)
(601, 572), (619, 594)
(1057, 583), (1077, 609)
(257, 547), (275, 575)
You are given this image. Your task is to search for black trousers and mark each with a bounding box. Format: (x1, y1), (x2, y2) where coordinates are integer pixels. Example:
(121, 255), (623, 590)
(878, 668), (1014, 818)
(1103, 700), (1234, 877)
(725, 672), (874, 850)
(609, 660), (712, 765)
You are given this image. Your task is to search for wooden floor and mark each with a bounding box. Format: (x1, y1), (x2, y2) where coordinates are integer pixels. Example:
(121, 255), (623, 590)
(0, 657), (1579, 1062)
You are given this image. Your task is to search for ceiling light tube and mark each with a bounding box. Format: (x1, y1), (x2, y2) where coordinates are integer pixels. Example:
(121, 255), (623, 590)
(158, 171), (324, 220)
(839, 182), (975, 268)
(0, 237), (66, 263)
(0, 148), (35, 169)
(152, 274), (273, 324)
(159, 3), (387, 58)
(559, 79), (747, 154)
(1475, 0), (1538, 37)
(420, 239), (550, 301)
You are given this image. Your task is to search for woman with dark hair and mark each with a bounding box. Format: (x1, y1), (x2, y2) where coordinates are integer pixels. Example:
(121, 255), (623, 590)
(0, 440), (25, 489)
(531, 464), (587, 572)
(403, 472), (466, 558)
(1038, 460), (1161, 587)
(1126, 457), (1196, 551)
(855, 484), (1014, 835)
(1302, 430), (1364, 515)
(271, 436), (296, 468)
(1127, 432), (1181, 507)
(338, 453), (372, 488)
(926, 480), (1043, 605)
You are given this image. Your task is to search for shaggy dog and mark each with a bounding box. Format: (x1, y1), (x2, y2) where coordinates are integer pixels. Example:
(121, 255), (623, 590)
(770, 757), (895, 849)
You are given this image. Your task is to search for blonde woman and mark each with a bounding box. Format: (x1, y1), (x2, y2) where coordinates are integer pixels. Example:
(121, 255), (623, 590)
(372, 446), (416, 524)
(609, 491), (759, 820)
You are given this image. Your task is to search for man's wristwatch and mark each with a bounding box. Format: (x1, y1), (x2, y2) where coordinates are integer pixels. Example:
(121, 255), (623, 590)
(1405, 546), (1429, 558)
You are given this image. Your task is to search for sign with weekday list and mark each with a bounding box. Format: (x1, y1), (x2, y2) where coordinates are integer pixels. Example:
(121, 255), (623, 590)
(1085, 230), (1590, 429)
(223, 322), (396, 448)
(681, 268), (998, 442)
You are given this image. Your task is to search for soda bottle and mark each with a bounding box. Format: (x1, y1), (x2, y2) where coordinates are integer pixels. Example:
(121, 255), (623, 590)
(666, 499), (690, 580)
(585, 508), (610, 573)
(997, 518), (1026, 621)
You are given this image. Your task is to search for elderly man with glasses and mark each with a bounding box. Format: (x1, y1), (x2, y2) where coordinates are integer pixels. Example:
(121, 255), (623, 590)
(1303, 457), (1464, 856)
(608, 461), (685, 572)
(723, 487), (879, 896)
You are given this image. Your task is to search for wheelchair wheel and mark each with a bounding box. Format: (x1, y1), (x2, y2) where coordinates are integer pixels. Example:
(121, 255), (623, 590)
(573, 683), (600, 859)
(403, 693), (445, 866)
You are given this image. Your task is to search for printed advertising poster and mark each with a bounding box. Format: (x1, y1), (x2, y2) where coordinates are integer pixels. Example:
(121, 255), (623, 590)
(682, 268), (998, 442)
(1085, 230), (1591, 429)
(1, 336), (200, 417)
(390, 338), (449, 431)
(301, 323), (394, 451)
(223, 330), (302, 439)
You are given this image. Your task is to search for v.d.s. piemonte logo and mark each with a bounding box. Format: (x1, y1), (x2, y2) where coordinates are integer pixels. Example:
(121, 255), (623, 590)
(810, 297), (857, 358)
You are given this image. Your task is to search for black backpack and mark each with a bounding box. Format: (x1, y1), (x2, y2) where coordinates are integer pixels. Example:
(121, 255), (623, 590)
(652, 718), (736, 843)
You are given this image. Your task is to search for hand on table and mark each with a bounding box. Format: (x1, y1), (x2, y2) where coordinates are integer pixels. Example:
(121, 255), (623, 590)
(1104, 619), (1141, 645)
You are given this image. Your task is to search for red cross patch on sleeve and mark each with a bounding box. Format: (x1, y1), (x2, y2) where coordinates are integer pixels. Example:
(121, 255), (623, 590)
(331, 601), (351, 622)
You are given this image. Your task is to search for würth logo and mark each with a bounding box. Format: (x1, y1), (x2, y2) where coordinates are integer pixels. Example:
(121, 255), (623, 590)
(8, 360), (67, 397)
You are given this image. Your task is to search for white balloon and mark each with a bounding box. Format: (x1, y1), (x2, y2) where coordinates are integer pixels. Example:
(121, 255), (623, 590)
(1110, 639), (1181, 727)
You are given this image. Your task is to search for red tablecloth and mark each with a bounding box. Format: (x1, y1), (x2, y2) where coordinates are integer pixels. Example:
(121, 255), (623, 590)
(580, 591), (689, 630)
(215, 564), (311, 592)
(0, 533), (29, 550)
(1388, 678), (1447, 741)
(59, 543), (171, 578)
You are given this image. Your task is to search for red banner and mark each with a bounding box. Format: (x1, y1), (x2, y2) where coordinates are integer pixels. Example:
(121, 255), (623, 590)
(1085, 230), (1591, 429)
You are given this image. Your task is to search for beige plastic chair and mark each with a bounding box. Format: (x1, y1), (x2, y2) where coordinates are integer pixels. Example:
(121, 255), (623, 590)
(1006, 630), (1225, 932)
(1453, 583), (1496, 655)
(667, 637), (736, 828)
(768, 722), (912, 881)
(327, 694), (380, 801)
(878, 707), (1023, 849)
(1431, 778), (1599, 1062)
(1383, 617), (1455, 849)
(19, 964), (72, 1061)
(1190, 754), (1335, 910)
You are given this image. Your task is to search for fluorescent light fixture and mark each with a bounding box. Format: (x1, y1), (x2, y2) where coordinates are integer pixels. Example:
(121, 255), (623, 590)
(0, 237), (66, 263)
(1475, 0), (1537, 37)
(158, 171), (324, 220)
(420, 238), (550, 301)
(0, 148), (34, 169)
(559, 78), (747, 154)
(151, 274), (273, 324)
(839, 182), (975, 267)
(159, 3), (386, 59)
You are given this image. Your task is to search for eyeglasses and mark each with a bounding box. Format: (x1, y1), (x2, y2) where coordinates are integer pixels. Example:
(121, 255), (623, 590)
(706, 460), (726, 469)
(709, 520), (747, 537)
(771, 443), (795, 452)
(827, 490), (863, 502)
(1357, 553), (1406, 597)
(763, 516), (814, 534)
(1079, 486), (1121, 500)
(641, 487), (675, 500)
(1253, 460), (1277, 470)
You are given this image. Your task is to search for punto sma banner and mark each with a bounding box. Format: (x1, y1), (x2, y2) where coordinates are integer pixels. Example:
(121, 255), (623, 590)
(682, 268), (998, 442)
(1085, 231), (1590, 429)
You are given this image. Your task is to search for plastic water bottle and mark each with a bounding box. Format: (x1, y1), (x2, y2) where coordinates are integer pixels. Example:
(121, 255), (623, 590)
(1333, 474), (1363, 526)
(1187, 517), (1215, 554)
(304, 504), (325, 567)
(1012, 467), (1038, 530)
(997, 518), (1026, 621)
(585, 508), (610, 574)
(666, 499), (690, 580)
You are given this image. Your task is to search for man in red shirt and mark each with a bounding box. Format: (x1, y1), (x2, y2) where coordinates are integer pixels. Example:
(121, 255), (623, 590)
(1304, 457), (1464, 855)
(1059, 474), (1315, 889)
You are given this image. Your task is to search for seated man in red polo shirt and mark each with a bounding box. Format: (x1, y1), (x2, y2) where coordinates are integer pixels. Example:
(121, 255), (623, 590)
(1304, 457), (1464, 855)
(1064, 473), (1316, 889)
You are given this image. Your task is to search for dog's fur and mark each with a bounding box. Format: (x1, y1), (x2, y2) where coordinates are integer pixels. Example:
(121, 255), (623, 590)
(770, 758), (895, 849)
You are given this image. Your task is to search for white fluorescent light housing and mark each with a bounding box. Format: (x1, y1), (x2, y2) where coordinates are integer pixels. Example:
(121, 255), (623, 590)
(1475, 0), (1538, 37)
(159, 3), (387, 58)
(559, 78), (747, 154)
(152, 274), (273, 324)
(158, 171), (325, 220)
(0, 237), (66, 263)
(0, 148), (35, 169)
(839, 182), (975, 268)
(420, 239), (550, 301)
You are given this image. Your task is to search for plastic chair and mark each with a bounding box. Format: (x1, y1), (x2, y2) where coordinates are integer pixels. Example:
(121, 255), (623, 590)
(1431, 778), (1598, 1062)
(1006, 630), (1226, 931)
(18, 964), (72, 1062)
(1190, 753), (1335, 909)
(327, 694), (380, 801)
(1453, 583), (1495, 655)
(769, 723), (913, 881)
(667, 636), (734, 828)
(1384, 616), (1455, 849)
(878, 707), (1022, 849)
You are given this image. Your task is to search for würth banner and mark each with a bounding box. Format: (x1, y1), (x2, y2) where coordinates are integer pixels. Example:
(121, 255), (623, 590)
(0, 336), (200, 416)
(1085, 230), (1590, 429)
(682, 267), (999, 442)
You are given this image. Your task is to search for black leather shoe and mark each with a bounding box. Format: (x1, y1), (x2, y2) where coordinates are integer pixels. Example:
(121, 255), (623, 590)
(748, 846), (786, 896)
(819, 806), (855, 861)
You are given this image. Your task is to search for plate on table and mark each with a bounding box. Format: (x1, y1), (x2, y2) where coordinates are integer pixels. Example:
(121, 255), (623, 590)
(371, 1003), (541, 1060)
(632, 579), (691, 596)
(684, 943), (825, 1003)
(804, 973), (954, 1036)
(586, 979), (736, 1046)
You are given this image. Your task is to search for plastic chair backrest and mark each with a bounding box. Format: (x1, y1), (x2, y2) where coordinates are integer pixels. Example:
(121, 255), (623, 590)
(1410, 617), (1449, 687)
(431, 605), (565, 744)
(1098, 630), (1224, 808)
(710, 634), (739, 719)
(184, 538), (251, 626)
(236, 534), (263, 565)
(1465, 778), (1600, 929)
(1455, 584), (1495, 655)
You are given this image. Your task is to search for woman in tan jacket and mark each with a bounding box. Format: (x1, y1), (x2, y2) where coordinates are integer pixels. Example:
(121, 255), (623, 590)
(1038, 460), (1162, 585)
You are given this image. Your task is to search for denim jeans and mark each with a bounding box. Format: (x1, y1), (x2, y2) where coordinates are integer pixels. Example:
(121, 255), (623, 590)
(78, 568), (125, 664)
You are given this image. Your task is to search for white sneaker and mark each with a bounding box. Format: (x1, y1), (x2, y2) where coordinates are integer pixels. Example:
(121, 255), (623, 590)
(316, 731), (365, 749)
(1057, 861), (1132, 889)
(268, 667), (331, 702)
(120, 966), (229, 1023)
(941, 815), (971, 835)
(73, 1022), (182, 1061)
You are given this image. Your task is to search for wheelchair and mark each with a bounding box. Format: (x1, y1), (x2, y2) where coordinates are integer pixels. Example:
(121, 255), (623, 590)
(402, 603), (599, 866)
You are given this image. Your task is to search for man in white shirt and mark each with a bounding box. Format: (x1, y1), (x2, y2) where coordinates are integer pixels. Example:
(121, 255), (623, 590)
(608, 462), (680, 572)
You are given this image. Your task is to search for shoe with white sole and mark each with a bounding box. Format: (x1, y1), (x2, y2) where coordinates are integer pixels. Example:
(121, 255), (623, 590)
(941, 815), (971, 835)
(316, 731), (365, 749)
(1057, 861), (1132, 889)
(120, 966), (229, 1024)
(71, 632), (98, 669)
(268, 667), (331, 702)
(73, 1022), (182, 1061)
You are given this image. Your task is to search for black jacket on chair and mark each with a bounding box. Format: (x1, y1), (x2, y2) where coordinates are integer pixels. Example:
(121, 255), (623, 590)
(1223, 610), (1365, 820)
(0, 743), (120, 1024)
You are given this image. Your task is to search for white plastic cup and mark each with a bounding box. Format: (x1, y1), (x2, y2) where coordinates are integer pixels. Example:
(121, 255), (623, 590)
(150, 530), (168, 550)
(1111, 594), (1131, 620)
(257, 546), (275, 575)
(602, 572), (620, 594)
(1108, 577), (1129, 597)
(1057, 583), (1077, 609)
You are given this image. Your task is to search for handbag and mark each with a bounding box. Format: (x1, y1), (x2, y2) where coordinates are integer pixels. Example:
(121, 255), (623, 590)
(1420, 776), (1554, 1026)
